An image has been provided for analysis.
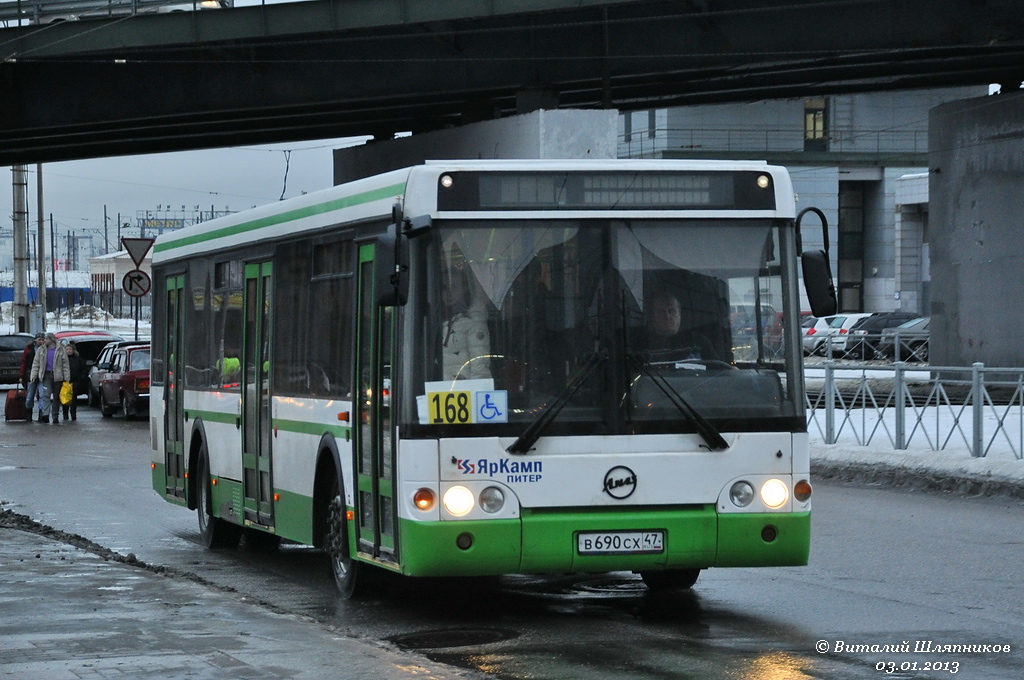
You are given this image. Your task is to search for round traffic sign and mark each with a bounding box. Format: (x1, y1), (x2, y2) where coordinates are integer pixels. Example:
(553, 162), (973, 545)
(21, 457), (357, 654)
(122, 269), (152, 297)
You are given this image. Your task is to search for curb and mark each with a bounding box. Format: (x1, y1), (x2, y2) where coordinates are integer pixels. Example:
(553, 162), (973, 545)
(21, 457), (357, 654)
(811, 458), (1024, 500)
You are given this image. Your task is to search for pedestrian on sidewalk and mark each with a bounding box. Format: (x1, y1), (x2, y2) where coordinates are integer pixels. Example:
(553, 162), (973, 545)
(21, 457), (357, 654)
(29, 333), (70, 424)
(20, 333), (45, 421)
(62, 341), (86, 422)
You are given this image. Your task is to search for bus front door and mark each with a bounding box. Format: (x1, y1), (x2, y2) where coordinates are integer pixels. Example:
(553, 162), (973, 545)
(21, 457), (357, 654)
(241, 262), (274, 530)
(163, 274), (186, 501)
(353, 243), (397, 565)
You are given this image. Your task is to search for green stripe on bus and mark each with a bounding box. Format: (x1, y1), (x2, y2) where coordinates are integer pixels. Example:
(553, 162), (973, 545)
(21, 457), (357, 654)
(186, 409), (238, 425)
(273, 418), (352, 439)
(154, 182), (406, 254)
(185, 410), (351, 439)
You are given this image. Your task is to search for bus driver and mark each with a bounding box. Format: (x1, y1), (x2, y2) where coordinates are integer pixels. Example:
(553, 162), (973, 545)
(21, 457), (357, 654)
(641, 290), (720, 361)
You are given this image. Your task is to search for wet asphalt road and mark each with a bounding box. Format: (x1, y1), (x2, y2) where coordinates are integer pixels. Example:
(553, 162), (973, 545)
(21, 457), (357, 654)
(2, 397), (1023, 679)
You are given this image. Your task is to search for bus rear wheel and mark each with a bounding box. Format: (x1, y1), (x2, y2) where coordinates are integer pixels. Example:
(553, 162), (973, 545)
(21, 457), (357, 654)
(197, 447), (241, 549)
(640, 568), (701, 590)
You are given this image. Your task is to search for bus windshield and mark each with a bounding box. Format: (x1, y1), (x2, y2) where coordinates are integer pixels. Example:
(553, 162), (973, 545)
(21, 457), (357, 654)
(401, 218), (803, 438)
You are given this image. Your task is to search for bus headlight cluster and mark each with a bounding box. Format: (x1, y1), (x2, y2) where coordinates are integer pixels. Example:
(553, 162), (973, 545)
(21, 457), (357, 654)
(478, 487), (505, 513)
(794, 479), (812, 502)
(441, 485), (506, 516)
(413, 488), (436, 511)
(729, 479), (794, 509)
(760, 479), (790, 509)
(729, 481), (755, 507)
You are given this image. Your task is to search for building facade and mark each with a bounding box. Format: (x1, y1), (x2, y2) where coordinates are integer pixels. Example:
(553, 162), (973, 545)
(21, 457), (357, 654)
(618, 87), (986, 314)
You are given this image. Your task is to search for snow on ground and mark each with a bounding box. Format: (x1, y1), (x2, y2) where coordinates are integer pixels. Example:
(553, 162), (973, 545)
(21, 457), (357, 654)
(1, 303), (150, 339)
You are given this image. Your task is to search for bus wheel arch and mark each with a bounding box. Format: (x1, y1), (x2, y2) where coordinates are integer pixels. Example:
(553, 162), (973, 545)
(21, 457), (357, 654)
(312, 435), (343, 551)
(190, 423), (241, 549)
(313, 434), (367, 599)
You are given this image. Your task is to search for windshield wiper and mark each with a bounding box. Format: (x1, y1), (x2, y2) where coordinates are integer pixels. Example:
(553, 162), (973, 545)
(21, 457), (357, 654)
(626, 351), (729, 451)
(506, 350), (607, 454)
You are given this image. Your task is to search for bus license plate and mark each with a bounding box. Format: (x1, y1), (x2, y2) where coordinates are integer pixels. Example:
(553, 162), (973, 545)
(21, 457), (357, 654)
(577, 531), (664, 555)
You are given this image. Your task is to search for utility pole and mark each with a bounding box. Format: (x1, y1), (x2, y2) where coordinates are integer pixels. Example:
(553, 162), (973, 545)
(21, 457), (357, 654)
(12, 165), (30, 332)
(36, 163), (47, 328)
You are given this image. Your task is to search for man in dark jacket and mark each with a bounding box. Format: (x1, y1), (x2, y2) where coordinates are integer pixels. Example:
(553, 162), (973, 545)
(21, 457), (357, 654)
(62, 341), (87, 422)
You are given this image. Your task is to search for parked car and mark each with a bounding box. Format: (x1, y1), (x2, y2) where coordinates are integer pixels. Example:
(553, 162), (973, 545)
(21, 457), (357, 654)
(802, 315), (834, 355)
(878, 317), (930, 362)
(0, 333), (34, 385)
(820, 313), (873, 357)
(845, 311), (921, 359)
(98, 344), (151, 419)
(54, 330), (126, 366)
(88, 340), (149, 406)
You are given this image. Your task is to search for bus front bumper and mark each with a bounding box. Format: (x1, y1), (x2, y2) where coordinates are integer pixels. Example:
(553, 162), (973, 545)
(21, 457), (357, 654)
(397, 507), (810, 577)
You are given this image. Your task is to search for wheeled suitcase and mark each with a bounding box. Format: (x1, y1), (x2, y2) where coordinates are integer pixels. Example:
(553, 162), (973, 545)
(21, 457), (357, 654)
(5, 389), (31, 421)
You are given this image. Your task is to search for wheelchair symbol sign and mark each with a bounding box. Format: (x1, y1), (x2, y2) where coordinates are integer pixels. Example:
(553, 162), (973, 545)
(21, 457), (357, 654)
(476, 391), (508, 423)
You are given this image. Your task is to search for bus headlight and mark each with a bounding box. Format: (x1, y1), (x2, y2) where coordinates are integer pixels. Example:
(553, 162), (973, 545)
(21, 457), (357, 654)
(729, 481), (755, 507)
(760, 479), (790, 509)
(479, 486), (505, 513)
(443, 485), (474, 516)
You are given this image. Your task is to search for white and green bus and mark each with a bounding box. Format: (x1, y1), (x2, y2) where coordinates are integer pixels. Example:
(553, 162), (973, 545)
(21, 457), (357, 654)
(150, 159), (835, 597)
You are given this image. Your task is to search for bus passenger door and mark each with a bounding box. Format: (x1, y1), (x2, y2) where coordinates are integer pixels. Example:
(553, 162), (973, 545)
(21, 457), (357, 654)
(354, 243), (397, 564)
(241, 262), (274, 530)
(163, 275), (186, 500)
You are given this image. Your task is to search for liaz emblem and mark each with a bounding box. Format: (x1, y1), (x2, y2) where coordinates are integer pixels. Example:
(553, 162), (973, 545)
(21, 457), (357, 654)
(603, 466), (637, 499)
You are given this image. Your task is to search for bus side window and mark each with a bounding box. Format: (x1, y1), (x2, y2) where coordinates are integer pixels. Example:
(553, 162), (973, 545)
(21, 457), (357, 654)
(308, 239), (355, 397)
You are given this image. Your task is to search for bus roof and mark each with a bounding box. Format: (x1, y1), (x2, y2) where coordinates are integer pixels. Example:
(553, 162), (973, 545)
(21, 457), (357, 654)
(152, 159), (795, 264)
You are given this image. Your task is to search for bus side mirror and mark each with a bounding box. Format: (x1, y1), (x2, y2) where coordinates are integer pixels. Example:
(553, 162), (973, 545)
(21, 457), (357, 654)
(375, 225), (409, 307)
(796, 207), (838, 318)
(801, 250), (837, 318)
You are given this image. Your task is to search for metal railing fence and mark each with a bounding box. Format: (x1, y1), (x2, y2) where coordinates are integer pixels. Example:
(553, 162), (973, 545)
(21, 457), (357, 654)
(805, 361), (1024, 459)
(808, 331), (928, 363)
(618, 127), (929, 158)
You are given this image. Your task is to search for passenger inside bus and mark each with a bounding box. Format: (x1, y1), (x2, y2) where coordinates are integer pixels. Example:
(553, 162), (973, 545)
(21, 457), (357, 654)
(217, 348), (241, 386)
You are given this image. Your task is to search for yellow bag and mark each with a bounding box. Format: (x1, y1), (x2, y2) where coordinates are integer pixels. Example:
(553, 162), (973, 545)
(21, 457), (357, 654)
(60, 381), (74, 405)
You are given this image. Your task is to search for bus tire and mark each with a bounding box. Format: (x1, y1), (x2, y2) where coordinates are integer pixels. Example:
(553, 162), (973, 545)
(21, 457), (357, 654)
(640, 568), (701, 590)
(325, 478), (365, 599)
(197, 445), (241, 549)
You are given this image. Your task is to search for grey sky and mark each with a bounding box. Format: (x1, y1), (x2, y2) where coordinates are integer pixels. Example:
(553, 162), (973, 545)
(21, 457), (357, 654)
(3, 135), (368, 254)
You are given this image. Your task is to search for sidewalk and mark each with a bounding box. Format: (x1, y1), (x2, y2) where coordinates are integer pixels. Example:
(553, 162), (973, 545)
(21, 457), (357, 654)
(0, 514), (485, 680)
(810, 441), (1024, 499)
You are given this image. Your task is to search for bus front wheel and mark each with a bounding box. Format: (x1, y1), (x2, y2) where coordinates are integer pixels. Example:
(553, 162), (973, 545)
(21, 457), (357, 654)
(197, 447), (241, 549)
(325, 482), (365, 599)
(640, 568), (701, 590)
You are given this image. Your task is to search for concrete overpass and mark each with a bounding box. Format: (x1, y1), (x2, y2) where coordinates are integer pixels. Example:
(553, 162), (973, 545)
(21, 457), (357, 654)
(2, 0), (1024, 165)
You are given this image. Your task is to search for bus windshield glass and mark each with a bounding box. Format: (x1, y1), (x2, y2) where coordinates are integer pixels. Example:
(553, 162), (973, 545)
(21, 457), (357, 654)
(401, 218), (802, 438)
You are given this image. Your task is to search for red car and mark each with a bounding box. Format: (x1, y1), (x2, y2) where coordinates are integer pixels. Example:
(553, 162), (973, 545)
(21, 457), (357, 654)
(98, 344), (151, 420)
